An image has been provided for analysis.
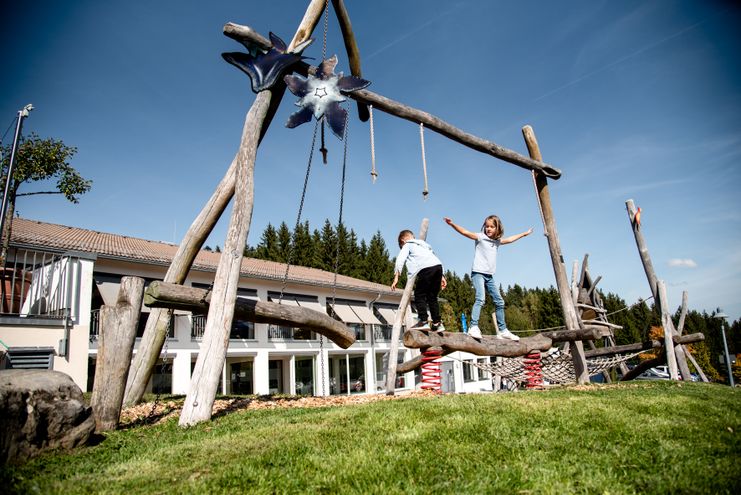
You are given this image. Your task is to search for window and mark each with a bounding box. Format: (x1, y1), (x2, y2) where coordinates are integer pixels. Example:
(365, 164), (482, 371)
(269, 360), (284, 394)
(137, 312), (175, 339)
(463, 360), (475, 382)
(230, 361), (253, 395)
(295, 357), (314, 395)
(191, 314), (255, 340)
(478, 359), (490, 379)
(152, 362), (172, 394)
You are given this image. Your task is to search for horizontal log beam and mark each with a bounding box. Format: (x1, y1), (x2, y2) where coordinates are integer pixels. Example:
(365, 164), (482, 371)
(584, 333), (705, 359)
(221, 23), (561, 179)
(144, 281), (355, 348)
(348, 89), (561, 179)
(541, 326), (613, 342)
(403, 330), (552, 358)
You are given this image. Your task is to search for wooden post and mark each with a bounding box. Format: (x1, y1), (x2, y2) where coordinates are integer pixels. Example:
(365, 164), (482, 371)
(385, 218), (428, 394)
(657, 280), (679, 380)
(331, 0), (369, 122)
(91, 277), (144, 432)
(676, 291), (709, 382)
(625, 199), (692, 381)
(522, 125), (589, 384)
(124, 2), (328, 410)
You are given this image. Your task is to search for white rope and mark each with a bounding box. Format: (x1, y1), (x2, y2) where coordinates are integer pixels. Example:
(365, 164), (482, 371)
(420, 123), (429, 199)
(369, 105), (377, 183)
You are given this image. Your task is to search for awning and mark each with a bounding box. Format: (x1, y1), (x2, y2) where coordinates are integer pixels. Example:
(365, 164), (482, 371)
(375, 307), (398, 325)
(296, 299), (327, 315)
(331, 303), (365, 324)
(349, 305), (383, 325)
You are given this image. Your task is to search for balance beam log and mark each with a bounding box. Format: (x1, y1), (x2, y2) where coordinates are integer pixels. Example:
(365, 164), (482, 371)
(144, 281), (355, 348)
(403, 330), (552, 357)
(541, 326), (613, 342)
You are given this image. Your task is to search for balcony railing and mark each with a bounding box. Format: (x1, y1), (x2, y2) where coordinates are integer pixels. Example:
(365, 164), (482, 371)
(1, 247), (79, 321)
(192, 314), (255, 340)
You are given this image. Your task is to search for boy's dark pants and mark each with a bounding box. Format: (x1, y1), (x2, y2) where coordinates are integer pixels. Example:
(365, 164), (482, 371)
(414, 264), (443, 323)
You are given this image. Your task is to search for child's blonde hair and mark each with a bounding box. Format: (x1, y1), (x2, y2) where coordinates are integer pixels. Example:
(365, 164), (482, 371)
(481, 215), (504, 240)
(397, 229), (414, 248)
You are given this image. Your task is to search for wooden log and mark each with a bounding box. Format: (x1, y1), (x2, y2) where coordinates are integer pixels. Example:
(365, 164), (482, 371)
(403, 329), (552, 357)
(91, 277), (144, 432)
(144, 281), (354, 348)
(522, 125), (589, 383)
(123, 13), (324, 407)
(576, 303), (607, 313)
(581, 319), (623, 330)
(542, 326), (612, 342)
(385, 219), (428, 394)
(331, 0), (369, 122)
(348, 90), (560, 178)
(584, 333), (705, 358)
(620, 355), (666, 382)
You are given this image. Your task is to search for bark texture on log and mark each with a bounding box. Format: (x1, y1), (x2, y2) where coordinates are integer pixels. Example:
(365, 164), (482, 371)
(91, 277), (144, 432)
(145, 281), (354, 348)
(403, 330), (553, 357)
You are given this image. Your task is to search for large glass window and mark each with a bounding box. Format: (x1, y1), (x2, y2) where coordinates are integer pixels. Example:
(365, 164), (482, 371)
(295, 357), (314, 395)
(192, 314), (255, 340)
(152, 362), (172, 394)
(477, 359), (490, 379)
(375, 351), (406, 391)
(137, 312), (174, 339)
(230, 361), (253, 395)
(269, 359), (284, 394)
(349, 355), (365, 394)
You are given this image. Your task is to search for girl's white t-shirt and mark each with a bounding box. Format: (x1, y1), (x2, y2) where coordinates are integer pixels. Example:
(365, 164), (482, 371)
(472, 232), (500, 275)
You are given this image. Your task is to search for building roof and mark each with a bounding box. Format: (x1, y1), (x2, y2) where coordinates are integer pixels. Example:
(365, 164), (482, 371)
(9, 218), (394, 295)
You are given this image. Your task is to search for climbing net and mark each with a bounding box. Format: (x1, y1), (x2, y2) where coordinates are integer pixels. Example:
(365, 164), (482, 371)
(477, 349), (642, 385)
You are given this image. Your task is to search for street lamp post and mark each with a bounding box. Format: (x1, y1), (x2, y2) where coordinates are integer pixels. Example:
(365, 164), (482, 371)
(0, 104), (34, 248)
(715, 312), (735, 387)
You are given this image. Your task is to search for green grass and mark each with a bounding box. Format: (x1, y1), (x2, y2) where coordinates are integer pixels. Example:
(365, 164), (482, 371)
(2, 382), (739, 494)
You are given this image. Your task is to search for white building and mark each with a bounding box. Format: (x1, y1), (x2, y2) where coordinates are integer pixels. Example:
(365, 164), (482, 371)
(0, 218), (493, 396)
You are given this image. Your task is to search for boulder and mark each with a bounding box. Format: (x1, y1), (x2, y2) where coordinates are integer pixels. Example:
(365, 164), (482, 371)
(0, 369), (95, 464)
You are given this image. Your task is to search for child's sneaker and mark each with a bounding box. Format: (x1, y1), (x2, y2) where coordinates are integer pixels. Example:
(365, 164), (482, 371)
(410, 320), (431, 330)
(431, 322), (446, 333)
(498, 329), (520, 341)
(467, 325), (483, 339)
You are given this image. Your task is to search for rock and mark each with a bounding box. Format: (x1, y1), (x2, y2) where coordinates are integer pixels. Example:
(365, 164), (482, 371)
(0, 369), (95, 464)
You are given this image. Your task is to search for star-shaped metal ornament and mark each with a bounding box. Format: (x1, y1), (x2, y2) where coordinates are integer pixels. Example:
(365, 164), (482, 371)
(284, 55), (371, 139)
(222, 32), (313, 93)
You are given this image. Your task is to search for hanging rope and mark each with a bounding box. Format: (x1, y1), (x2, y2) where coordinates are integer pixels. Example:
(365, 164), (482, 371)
(419, 123), (429, 199)
(369, 105), (377, 183)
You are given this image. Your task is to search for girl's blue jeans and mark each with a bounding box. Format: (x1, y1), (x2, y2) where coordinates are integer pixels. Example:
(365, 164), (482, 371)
(471, 272), (507, 331)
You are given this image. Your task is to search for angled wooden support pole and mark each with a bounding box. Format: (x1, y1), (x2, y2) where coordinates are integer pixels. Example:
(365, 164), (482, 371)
(385, 218), (429, 394)
(626, 199), (692, 381)
(522, 125), (589, 384)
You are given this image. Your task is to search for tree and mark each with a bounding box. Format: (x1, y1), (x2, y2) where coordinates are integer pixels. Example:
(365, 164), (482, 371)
(1, 133), (91, 258)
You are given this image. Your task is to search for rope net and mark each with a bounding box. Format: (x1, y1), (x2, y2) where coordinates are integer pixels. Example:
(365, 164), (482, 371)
(478, 349), (642, 385)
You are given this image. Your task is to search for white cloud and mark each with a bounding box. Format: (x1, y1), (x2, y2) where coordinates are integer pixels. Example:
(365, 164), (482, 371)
(668, 258), (697, 268)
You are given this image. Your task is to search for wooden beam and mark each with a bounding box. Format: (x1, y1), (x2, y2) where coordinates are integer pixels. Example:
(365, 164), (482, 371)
(385, 219), (428, 394)
(347, 90), (561, 178)
(522, 125), (589, 383)
(584, 333), (705, 358)
(620, 355), (666, 382)
(331, 0), (369, 122)
(144, 281), (354, 348)
(403, 329), (553, 357)
(541, 326), (612, 342)
(91, 277), (144, 432)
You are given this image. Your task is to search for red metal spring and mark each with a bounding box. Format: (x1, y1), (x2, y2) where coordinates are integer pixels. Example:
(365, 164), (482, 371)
(523, 351), (544, 389)
(420, 347), (443, 393)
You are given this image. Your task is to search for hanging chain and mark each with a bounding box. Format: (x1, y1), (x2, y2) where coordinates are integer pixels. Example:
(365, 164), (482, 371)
(419, 123), (429, 199)
(369, 105), (377, 183)
(279, 120), (320, 303)
(146, 310), (172, 422)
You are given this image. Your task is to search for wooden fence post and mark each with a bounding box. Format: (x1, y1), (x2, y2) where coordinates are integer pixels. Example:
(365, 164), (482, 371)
(385, 218), (429, 394)
(522, 125), (589, 384)
(91, 276), (144, 432)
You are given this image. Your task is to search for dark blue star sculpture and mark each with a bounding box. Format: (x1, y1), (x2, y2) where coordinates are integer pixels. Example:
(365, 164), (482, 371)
(284, 55), (371, 139)
(223, 32), (312, 93)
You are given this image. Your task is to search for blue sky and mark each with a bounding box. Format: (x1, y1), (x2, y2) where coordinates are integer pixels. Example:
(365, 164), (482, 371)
(2, 1), (740, 322)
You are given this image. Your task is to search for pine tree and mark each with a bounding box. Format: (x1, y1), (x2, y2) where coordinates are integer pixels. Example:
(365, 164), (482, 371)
(255, 223), (279, 260)
(364, 231), (394, 285)
(317, 220), (336, 271)
(291, 221), (314, 267)
(276, 222), (292, 263)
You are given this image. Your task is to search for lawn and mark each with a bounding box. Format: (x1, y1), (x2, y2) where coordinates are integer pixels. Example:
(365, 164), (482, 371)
(1, 381), (739, 494)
